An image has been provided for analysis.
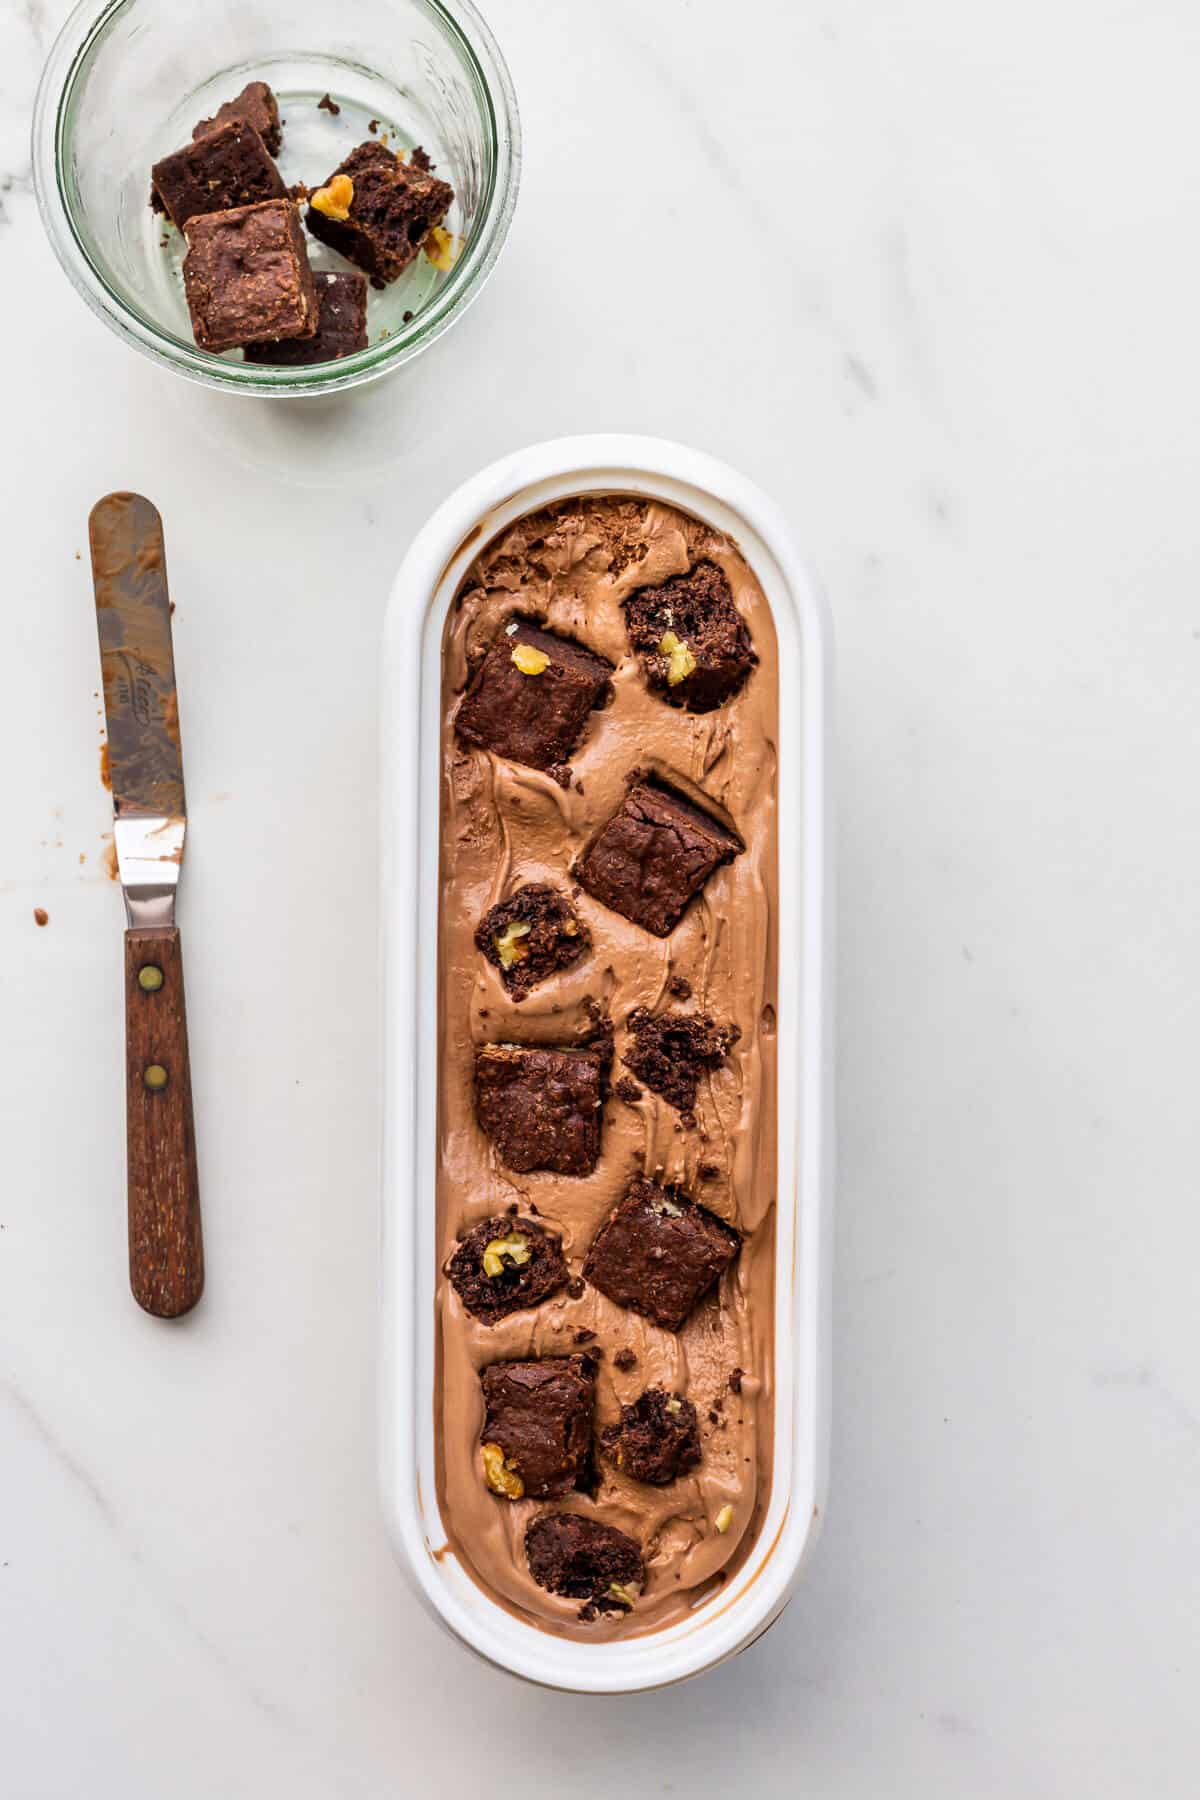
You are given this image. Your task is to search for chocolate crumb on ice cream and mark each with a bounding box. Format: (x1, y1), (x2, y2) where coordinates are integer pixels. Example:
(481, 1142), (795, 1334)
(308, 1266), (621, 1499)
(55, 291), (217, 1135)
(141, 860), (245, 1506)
(622, 1007), (740, 1124)
(601, 1388), (702, 1485)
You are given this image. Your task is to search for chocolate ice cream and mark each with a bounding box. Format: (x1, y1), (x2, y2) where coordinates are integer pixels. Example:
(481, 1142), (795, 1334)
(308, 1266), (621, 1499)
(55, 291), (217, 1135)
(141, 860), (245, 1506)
(435, 494), (779, 1641)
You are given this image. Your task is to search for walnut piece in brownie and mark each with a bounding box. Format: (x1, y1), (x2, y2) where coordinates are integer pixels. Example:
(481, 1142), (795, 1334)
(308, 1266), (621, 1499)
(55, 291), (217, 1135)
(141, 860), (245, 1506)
(306, 141), (453, 283)
(600, 1387), (702, 1485)
(193, 81), (282, 157)
(244, 271), (368, 366)
(455, 619), (614, 773)
(575, 775), (743, 937)
(151, 119), (286, 228)
(480, 1356), (596, 1499)
(475, 884), (590, 999)
(183, 200), (318, 353)
(525, 1512), (644, 1611)
(622, 1008), (740, 1124)
(624, 560), (757, 712)
(475, 1040), (609, 1175)
(584, 1180), (741, 1331)
(444, 1214), (568, 1325)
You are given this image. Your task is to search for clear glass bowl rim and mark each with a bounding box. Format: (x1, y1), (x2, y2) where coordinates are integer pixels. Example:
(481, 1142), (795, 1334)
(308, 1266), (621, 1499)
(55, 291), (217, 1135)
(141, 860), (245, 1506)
(31, 0), (521, 396)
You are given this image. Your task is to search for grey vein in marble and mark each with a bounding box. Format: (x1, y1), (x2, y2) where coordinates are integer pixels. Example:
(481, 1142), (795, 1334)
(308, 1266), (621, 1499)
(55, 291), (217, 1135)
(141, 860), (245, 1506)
(842, 352), (880, 402)
(2, 1377), (303, 1728)
(22, 0), (51, 51)
(883, 223), (946, 420)
(2, 1374), (121, 1530)
(1090, 1362), (1200, 1442)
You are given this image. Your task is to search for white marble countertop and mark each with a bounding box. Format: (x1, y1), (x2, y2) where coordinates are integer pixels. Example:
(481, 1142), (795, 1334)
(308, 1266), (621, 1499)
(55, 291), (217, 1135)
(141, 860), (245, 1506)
(3, 1), (1198, 1794)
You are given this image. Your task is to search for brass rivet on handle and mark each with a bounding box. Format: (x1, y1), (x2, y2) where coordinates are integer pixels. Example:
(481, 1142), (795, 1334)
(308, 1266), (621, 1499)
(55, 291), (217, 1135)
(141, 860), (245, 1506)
(143, 1063), (169, 1092)
(138, 965), (164, 993)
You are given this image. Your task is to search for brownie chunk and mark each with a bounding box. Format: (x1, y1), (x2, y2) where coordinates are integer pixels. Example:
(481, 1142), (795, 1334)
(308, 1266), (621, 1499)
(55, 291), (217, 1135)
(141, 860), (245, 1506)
(480, 1356), (596, 1499)
(455, 619), (614, 773)
(475, 1040), (608, 1175)
(151, 119), (286, 228)
(193, 81), (282, 157)
(624, 560), (757, 712)
(183, 200), (318, 353)
(584, 1180), (741, 1331)
(622, 1007), (740, 1123)
(600, 1387), (702, 1484)
(525, 1512), (643, 1609)
(244, 271), (368, 366)
(475, 884), (590, 999)
(444, 1214), (569, 1325)
(575, 775), (743, 937)
(305, 141), (453, 284)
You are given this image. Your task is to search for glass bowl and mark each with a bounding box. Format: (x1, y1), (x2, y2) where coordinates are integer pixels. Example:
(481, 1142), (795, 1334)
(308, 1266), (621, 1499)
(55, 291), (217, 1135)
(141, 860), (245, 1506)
(32, 0), (520, 395)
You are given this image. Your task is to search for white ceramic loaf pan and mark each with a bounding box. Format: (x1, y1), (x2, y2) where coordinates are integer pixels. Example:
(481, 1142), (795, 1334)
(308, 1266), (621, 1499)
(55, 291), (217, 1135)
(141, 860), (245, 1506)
(379, 435), (834, 1692)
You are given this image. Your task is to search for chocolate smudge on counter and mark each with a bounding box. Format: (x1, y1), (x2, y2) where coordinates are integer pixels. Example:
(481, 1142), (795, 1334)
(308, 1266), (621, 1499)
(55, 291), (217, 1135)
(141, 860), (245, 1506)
(89, 494), (184, 820)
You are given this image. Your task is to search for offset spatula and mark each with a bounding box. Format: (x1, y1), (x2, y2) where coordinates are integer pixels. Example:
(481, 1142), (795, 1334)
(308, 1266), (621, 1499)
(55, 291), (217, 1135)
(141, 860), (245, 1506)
(89, 493), (204, 1318)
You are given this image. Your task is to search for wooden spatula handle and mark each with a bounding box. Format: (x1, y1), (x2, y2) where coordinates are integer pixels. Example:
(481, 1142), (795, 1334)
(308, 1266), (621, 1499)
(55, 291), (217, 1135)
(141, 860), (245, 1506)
(124, 926), (204, 1317)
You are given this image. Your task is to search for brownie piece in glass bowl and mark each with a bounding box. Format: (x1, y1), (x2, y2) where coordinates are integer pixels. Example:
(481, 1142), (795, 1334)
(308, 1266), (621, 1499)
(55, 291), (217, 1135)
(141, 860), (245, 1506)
(455, 619), (613, 774)
(475, 884), (590, 999)
(306, 141), (453, 284)
(479, 1355), (597, 1500)
(151, 118), (285, 228)
(584, 1179), (741, 1332)
(244, 271), (368, 366)
(474, 1039), (609, 1176)
(575, 774), (743, 937)
(182, 199), (317, 353)
(623, 560), (757, 712)
(192, 81), (282, 155)
(444, 1214), (569, 1325)
(600, 1387), (702, 1485)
